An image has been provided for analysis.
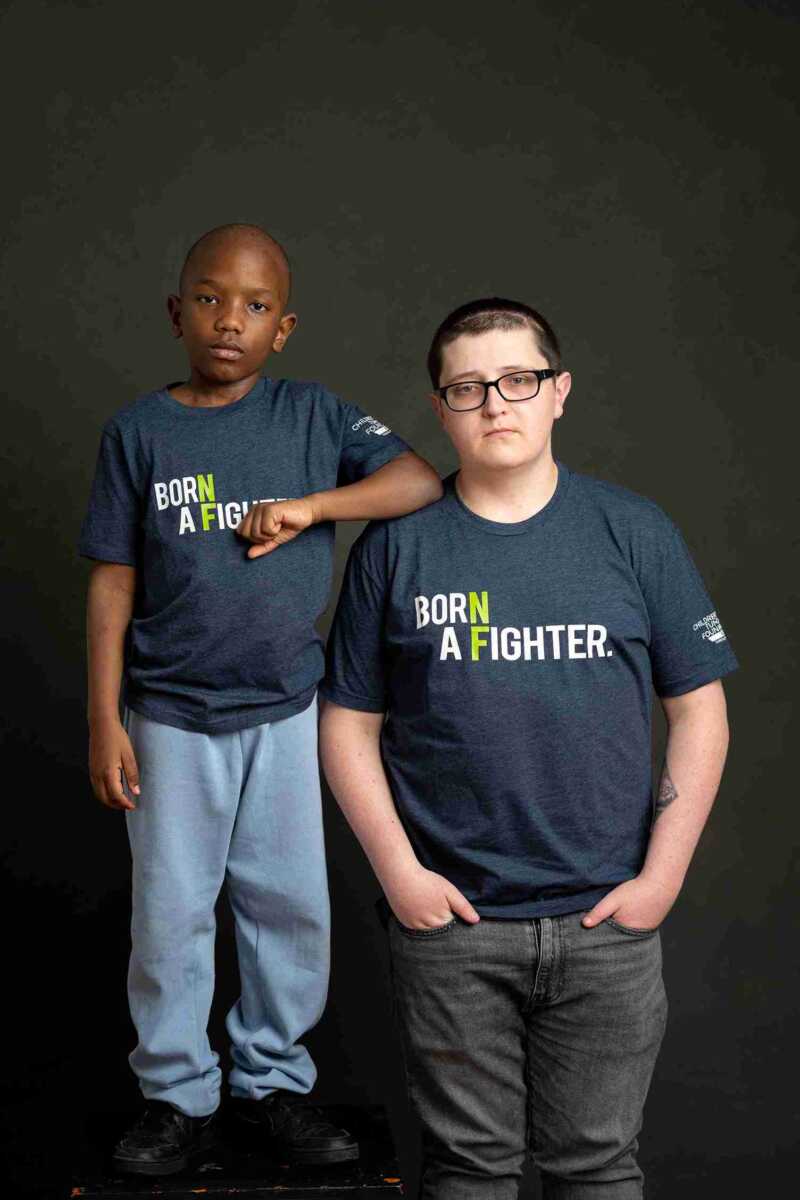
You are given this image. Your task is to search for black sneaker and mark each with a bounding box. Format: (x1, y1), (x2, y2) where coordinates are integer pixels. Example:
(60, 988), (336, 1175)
(111, 1101), (217, 1176)
(230, 1092), (359, 1164)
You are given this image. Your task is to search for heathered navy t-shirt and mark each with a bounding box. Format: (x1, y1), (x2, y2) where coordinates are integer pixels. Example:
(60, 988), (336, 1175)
(320, 463), (739, 918)
(78, 376), (410, 734)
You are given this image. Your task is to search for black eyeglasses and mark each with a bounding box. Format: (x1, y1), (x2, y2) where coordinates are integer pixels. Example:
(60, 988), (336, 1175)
(438, 369), (557, 412)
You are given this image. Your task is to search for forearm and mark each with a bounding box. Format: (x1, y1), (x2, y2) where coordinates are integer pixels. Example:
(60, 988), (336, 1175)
(318, 701), (421, 892)
(640, 683), (730, 896)
(308, 452), (442, 523)
(86, 563), (136, 726)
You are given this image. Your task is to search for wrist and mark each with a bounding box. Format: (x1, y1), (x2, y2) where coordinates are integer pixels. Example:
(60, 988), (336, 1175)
(88, 708), (123, 731)
(375, 851), (423, 897)
(638, 868), (683, 899)
(305, 491), (331, 524)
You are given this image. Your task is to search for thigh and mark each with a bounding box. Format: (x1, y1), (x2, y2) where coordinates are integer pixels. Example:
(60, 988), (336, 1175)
(235, 695), (323, 847)
(124, 706), (240, 912)
(229, 695), (328, 926)
(527, 911), (668, 1178)
(388, 916), (531, 1184)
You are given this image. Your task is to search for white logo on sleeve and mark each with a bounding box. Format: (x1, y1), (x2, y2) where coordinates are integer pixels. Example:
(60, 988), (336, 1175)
(693, 611), (727, 643)
(352, 414), (391, 436)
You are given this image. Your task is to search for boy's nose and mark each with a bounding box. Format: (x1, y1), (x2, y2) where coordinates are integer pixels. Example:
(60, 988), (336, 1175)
(216, 307), (244, 333)
(484, 383), (507, 415)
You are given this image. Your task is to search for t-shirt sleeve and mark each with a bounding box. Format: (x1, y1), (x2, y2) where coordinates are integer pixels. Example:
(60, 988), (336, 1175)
(337, 401), (412, 484)
(320, 541), (388, 713)
(637, 511), (739, 698)
(77, 427), (141, 566)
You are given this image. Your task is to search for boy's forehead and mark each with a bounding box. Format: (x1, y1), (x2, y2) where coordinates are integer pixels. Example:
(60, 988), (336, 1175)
(181, 232), (290, 302)
(441, 327), (544, 376)
(186, 241), (282, 285)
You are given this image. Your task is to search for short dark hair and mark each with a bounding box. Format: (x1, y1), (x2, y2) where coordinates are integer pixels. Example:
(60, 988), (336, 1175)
(427, 297), (563, 388)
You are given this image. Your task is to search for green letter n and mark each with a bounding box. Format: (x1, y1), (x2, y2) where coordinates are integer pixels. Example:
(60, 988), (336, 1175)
(468, 590), (489, 624)
(197, 473), (215, 502)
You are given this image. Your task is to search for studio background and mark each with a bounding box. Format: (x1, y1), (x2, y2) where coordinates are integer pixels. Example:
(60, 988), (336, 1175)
(1, 1), (797, 1196)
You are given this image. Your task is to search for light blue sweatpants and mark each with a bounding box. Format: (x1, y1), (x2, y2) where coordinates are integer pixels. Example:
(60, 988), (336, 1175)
(122, 694), (330, 1118)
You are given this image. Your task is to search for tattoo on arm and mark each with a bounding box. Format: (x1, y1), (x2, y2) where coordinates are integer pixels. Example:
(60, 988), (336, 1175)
(654, 764), (679, 819)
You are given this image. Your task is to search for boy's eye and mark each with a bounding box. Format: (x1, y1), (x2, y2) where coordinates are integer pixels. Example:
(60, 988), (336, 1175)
(250, 302), (268, 313)
(197, 294), (217, 304)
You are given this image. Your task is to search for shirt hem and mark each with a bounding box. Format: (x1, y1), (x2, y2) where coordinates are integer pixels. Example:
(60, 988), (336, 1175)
(376, 885), (627, 925)
(655, 658), (739, 698)
(124, 684), (317, 734)
(470, 886), (620, 918)
(317, 683), (385, 714)
(350, 442), (410, 478)
(78, 542), (137, 566)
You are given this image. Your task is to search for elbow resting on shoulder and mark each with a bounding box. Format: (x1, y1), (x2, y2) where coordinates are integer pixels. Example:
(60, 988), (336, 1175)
(394, 450), (444, 504)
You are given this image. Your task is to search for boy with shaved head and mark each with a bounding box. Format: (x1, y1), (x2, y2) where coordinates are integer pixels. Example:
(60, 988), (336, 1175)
(78, 223), (441, 1175)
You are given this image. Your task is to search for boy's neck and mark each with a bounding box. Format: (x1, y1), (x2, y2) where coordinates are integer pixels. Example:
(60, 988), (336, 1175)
(455, 452), (559, 524)
(168, 368), (263, 409)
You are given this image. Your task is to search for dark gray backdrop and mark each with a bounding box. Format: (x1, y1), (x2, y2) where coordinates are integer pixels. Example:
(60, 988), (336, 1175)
(1, 1), (797, 1196)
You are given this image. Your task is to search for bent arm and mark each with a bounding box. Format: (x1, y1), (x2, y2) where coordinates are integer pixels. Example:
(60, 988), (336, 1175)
(318, 699), (420, 893)
(308, 451), (442, 523)
(641, 678), (731, 897)
(86, 561), (136, 725)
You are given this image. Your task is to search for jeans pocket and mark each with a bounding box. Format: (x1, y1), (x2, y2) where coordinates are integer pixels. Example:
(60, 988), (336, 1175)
(604, 915), (660, 938)
(392, 914), (457, 939)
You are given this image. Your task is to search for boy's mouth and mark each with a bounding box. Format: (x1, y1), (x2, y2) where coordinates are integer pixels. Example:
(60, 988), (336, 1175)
(209, 341), (244, 359)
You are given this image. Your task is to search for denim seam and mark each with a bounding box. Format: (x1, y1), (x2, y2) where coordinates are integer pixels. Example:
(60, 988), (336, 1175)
(386, 930), (417, 1109)
(549, 916), (566, 1003)
(524, 1023), (535, 1152)
(523, 922), (539, 1014)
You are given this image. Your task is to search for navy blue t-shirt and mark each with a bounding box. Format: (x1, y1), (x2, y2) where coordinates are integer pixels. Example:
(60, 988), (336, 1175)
(320, 463), (739, 918)
(78, 376), (410, 733)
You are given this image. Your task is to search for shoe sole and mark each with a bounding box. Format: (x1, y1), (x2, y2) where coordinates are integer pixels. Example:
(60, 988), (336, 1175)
(283, 1143), (360, 1165)
(111, 1127), (218, 1177)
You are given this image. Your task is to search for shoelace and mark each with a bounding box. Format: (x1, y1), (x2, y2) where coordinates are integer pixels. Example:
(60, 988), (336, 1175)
(272, 1100), (342, 1138)
(126, 1104), (187, 1147)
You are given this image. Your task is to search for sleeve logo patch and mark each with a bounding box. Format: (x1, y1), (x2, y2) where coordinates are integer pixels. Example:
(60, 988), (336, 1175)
(352, 415), (391, 436)
(692, 611), (727, 643)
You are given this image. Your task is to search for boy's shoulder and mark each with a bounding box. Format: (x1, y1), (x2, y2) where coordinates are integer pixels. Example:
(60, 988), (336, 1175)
(271, 376), (342, 406)
(349, 479), (450, 568)
(567, 463), (676, 536)
(99, 388), (163, 440)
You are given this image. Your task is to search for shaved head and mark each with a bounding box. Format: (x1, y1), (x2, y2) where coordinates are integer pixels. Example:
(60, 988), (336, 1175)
(178, 223), (292, 306)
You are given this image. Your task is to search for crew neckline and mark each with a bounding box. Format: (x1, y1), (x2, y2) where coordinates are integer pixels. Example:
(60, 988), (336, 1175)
(445, 460), (571, 535)
(156, 375), (271, 417)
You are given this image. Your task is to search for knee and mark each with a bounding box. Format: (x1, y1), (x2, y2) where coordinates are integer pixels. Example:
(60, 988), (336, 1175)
(536, 1133), (642, 1193)
(131, 870), (217, 949)
(421, 1129), (526, 1196)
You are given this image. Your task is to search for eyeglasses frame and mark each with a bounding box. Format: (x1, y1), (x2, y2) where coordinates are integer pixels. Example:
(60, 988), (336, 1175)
(437, 368), (558, 412)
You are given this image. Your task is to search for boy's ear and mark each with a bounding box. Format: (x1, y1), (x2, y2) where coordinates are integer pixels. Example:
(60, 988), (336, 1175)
(429, 391), (446, 426)
(272, 311), (297, 353)
(553, 369), (572, 419)
(166, 294), (182, 339)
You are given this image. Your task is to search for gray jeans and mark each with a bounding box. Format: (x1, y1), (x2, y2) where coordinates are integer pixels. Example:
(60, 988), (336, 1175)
(387, 909), (668, 1200)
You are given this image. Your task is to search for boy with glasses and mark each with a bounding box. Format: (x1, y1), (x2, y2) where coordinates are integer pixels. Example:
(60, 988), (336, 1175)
(319, 298), (737, 1199)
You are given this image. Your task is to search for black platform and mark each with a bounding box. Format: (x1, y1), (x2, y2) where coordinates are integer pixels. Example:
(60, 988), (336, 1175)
(70, 1105), (403, 1198)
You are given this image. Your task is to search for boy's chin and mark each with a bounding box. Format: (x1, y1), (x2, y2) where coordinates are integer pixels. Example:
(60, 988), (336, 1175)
(191, 358), (262, 384)
(470, 445), (536, 471)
